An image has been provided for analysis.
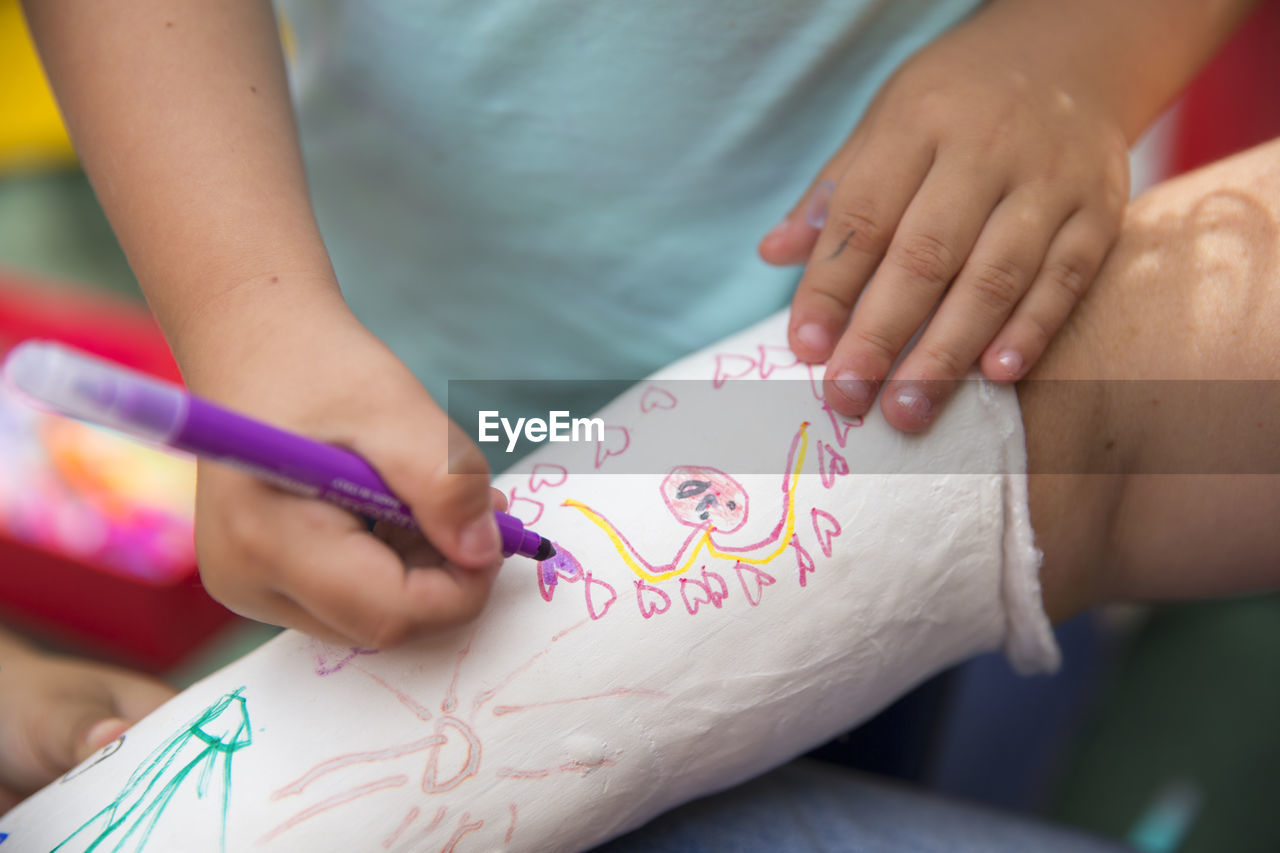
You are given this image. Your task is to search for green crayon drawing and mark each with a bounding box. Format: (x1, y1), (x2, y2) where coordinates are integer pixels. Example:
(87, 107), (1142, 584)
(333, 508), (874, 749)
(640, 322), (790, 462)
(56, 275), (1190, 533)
(55, 688), (251, 853)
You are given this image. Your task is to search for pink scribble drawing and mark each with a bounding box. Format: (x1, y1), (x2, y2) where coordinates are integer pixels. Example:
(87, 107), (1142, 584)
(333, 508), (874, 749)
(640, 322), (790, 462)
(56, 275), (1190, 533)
(791, 535), (816, 587)
(733, 562), (776, 607)
(639, 385), (678, 412)
(806, 365), (864, 447)
(756, 344), (799, 379)
(565, 423), (809, 596)
(679, 567), (729, 615)
(528, 464), (568, 493)
(262, 620), (666, 850)
(817, 440), (850, 489)
(582, 572), (618, 621)
(537, 547), (617, 620)
(505, 489), (545, 526)
(810, 509), (842, 559)
(712, 353), (758, 387)
(381, 805), (419, 849)
(634, 580), (672, 619)
(594, 425), (631, 469)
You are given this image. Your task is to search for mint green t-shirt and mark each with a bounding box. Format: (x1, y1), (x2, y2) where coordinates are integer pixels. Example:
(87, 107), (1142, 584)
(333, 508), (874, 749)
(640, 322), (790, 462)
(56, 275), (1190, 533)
(281, 0), (984, 422)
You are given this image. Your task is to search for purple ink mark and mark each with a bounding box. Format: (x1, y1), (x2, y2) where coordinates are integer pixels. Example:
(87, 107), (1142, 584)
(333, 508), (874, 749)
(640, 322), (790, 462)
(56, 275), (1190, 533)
(538, 544), (583, 602)
(311, 641), (378, 676)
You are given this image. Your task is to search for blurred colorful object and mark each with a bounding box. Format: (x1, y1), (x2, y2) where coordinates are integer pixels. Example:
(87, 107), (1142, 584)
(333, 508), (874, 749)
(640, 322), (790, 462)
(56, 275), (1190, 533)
(0, 0), (76, 172)
(0, 273), (231, 670)
(0, 386), (196, 582)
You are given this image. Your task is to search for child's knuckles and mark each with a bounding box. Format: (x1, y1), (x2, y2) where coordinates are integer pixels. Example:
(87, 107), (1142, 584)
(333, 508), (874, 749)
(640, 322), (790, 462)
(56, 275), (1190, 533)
(889, 231), (958, 289)
(966, 258), (1027, 313)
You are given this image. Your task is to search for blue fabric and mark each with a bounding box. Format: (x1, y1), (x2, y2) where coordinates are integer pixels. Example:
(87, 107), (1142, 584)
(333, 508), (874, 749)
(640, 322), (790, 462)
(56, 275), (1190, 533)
(279, 0), (984, 419)
(595, 760), (1128, 852)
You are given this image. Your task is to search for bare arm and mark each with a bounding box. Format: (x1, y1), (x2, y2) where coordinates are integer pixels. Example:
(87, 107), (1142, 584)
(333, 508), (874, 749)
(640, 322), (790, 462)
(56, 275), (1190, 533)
(20, 0), (507, 647)
(1024, 138), (1280, 620)
(19, 0), (341, 378)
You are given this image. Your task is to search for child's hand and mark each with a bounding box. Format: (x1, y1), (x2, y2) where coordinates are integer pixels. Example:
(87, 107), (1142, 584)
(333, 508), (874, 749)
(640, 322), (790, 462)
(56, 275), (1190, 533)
(760, 11), (1129, 431)
(176, 288), (506, 649)
(0, 635), (173, 814)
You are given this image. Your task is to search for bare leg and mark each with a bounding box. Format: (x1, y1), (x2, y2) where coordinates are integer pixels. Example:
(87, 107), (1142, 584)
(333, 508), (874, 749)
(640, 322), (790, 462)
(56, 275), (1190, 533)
(1026, 138), (1280, 620)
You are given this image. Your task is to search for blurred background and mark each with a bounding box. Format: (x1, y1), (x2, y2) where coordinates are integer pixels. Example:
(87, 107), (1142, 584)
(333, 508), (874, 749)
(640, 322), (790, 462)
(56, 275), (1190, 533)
(0, 1), (1277, 850)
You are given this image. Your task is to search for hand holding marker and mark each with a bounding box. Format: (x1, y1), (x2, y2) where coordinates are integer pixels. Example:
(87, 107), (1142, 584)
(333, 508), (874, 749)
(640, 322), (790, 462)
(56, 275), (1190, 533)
(2, 341), (554, 562)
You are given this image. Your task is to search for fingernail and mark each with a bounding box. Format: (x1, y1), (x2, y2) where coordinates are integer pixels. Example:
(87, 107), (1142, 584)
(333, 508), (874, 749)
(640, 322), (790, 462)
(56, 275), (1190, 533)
(996, 349), (1024, 379)
(795, 323), (832, 354)
(459, 514), (500, 565)
(833, 371), (875, 411)
(804, 180), (836, 229)
(895, 385), (934, 422)
(83, 718), (128, 753)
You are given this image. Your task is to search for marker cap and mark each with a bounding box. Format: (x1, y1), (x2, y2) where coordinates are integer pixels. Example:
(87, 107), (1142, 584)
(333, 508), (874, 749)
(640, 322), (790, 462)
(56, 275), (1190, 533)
(3, 340), (186, 442)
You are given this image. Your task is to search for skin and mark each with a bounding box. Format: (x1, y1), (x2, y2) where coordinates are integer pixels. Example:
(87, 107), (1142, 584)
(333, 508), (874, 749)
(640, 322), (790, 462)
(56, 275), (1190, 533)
(763, 0), (1260, 431)
(15, 2), (1274, 648)
(20, 0), (506, 648)
(0, 626), (174, 814)
(1022, 139), (1280, 622)
(1, 104), (1277, 828)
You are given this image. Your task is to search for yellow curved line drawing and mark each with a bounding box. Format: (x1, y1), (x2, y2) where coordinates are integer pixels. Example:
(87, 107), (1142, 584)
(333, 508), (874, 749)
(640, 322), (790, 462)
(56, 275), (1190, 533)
(563, 422), (809, 583)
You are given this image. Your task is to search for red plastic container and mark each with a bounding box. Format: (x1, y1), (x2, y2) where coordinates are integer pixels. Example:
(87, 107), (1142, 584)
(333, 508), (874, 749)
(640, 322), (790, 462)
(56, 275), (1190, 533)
(0, 272), (233, 671)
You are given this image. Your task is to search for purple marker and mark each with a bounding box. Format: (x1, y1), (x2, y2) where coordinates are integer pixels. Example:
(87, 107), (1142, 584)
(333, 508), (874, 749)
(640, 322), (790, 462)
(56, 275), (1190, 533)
(2, 341), (554, 562)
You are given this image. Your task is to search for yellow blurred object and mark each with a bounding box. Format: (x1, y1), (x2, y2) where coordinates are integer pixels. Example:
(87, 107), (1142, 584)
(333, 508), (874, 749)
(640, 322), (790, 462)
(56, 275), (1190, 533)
(0, 0), (76, 172)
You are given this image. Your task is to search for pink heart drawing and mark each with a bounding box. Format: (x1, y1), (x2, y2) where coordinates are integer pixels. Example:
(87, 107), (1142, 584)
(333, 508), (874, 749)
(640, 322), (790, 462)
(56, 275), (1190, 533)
(712, 353), (757, 388)
(811, 508), (842, 558)
(537, 545), (583, 602)
(817, 441), (850, 489)
(583, 572), (618, 621)
(757, 345), (799, 379)
(700, 567), (729, 605)
(733, 562), (776, 607)
(640, 385), (678, 413)
(680, 574), (721, 615)
(791, 535), (816, 587)
(823, 403), (863, 448)
(528, 463), (568, 493)
(594, 426), (631, 469)
(634, 580), (672, 619)
(506, 490), (545, 526)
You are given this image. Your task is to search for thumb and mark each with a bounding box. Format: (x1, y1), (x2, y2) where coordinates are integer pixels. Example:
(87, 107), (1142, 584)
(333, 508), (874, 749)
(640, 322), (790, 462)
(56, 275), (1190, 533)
(374, 412), (502, 571)
(72, 717), (131, 765)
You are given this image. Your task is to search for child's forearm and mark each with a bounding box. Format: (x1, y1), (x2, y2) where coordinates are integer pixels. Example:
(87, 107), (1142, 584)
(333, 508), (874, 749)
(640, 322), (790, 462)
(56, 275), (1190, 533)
(20, 1), (343, 379)
(968, 0), (1259, 143)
